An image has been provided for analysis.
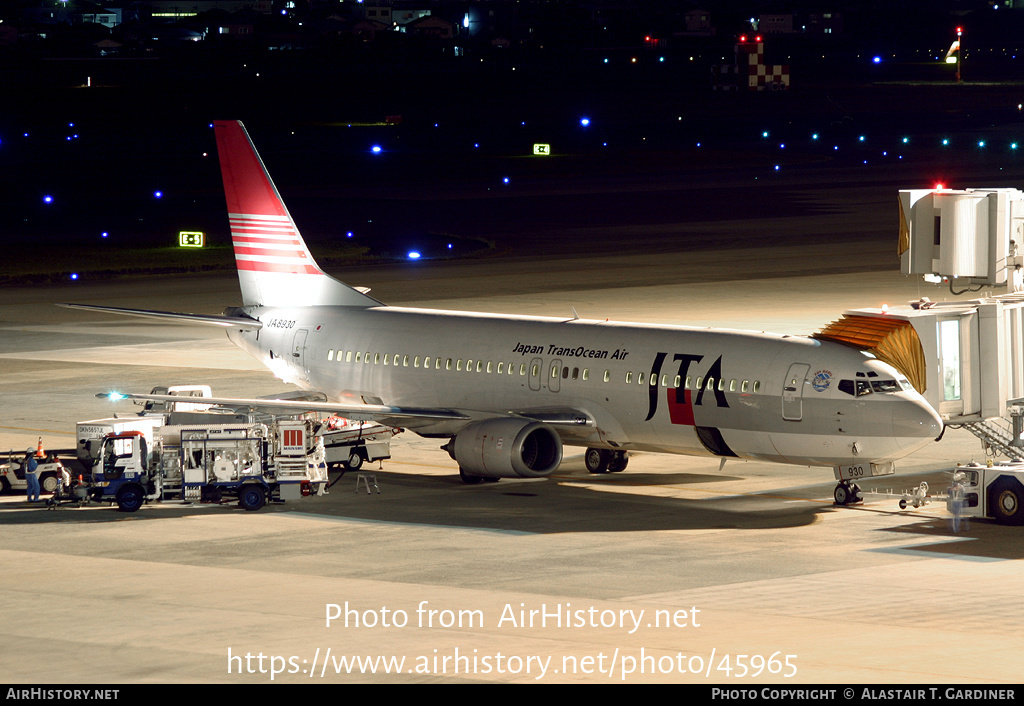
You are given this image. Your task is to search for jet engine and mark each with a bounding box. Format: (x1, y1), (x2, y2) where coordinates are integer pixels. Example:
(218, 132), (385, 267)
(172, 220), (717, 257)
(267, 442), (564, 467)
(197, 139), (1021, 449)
(451, 418), (563, 480)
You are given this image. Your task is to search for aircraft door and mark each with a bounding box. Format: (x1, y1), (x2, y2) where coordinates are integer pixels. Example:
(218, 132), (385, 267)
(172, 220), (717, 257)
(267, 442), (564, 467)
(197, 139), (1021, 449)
(549, 359), (562, 393)
(528, 357), (542, 392)
(291, 329), (308, 370)
(782, 363), (810, 421)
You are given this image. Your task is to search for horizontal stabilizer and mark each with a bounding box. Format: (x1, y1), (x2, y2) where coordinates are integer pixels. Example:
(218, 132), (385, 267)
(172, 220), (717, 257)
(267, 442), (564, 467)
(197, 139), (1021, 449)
(58, 303), (263, 330)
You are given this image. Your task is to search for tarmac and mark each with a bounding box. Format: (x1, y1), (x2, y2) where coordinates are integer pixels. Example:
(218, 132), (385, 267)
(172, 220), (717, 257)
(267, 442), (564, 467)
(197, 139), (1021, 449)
(1, 243), (1021, 685)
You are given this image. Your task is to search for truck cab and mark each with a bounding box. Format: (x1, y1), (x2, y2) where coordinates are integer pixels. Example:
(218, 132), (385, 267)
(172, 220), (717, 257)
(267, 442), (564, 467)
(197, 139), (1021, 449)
(91, 431), (154, 512)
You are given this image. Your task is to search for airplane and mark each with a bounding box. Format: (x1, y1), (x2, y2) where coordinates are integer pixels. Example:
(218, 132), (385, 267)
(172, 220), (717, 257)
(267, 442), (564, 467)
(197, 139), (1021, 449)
(64, 120), (944, 505)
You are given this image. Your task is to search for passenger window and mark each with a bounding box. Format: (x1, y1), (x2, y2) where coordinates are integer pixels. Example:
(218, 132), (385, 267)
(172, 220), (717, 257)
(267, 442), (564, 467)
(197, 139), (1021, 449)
(626, 372), (633, 384)
(603, 370), (610, 383)
(328, 350), (335, 361)
(457, 359), (463, 371)
(729, 379), (736, 392)
(446, 358), (452, 371)
(695, 377), (702, 389)
(383, 354), (390, 365)
(638, 372), (645, 385)
(477, 360), (483, 373)
(346, 351), (353, 363)
(753, 381), (761, 393)
(582, 369), (589, 381)
(562, 366), (569, 379)
(373, 353), (380, 365)
(741, 380), (748, 393)
(355, 352), (362, 363)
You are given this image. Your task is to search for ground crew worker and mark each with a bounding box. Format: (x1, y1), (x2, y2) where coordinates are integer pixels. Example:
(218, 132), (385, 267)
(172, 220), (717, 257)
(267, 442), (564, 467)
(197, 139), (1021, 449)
(24, 448), (40, 502)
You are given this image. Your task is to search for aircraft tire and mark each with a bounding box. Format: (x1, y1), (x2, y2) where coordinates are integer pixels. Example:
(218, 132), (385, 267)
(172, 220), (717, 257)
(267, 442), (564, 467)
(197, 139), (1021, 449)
(585, 448), (611, 474)
(989, 478), (1024, 525)
(833, 483), (851, 506)
(0, 477), (10, 495)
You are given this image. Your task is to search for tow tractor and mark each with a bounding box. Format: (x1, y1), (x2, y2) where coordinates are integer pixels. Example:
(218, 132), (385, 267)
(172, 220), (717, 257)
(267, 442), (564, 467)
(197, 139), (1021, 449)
(0, 452), (69, 495)
(89, 417), (329, 512)
(945, 462), (1024, 525)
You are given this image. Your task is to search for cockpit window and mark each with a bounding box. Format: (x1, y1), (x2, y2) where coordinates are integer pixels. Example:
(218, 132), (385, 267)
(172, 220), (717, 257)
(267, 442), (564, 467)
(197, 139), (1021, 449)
(839, 380), (872, 396)
(839, 378), (905, 396)
(870, 379), (901, 393)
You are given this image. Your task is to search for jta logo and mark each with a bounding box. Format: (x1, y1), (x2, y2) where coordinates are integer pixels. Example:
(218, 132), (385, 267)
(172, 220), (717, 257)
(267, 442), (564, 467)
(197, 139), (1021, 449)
(645, 353), (729, 424)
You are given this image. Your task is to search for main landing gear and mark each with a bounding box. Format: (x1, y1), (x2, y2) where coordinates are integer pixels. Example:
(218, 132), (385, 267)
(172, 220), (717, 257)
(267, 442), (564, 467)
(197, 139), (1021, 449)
(833, 480), (863, 506)
(584, 448), (628, 474)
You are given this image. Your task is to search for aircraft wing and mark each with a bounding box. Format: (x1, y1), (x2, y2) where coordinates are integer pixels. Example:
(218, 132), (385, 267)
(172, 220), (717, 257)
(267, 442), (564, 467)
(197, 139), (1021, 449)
(96, 393), (599, 433)
(97, 391), (469, 422)
(58, 303), (263, 330)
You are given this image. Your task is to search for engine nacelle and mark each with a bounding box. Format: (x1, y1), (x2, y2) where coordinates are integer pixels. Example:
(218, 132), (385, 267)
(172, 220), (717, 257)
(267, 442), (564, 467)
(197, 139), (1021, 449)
(452, 418), (563, 479)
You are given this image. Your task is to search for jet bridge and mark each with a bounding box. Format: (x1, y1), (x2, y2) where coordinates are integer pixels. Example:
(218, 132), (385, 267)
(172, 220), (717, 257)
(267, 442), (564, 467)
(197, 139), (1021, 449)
(816, 187), (1024, 458)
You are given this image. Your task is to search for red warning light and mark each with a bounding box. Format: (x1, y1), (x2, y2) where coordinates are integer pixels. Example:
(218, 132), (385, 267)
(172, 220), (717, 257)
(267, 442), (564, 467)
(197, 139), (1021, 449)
(755, 35), (763, 43)
(739, 35), (747, 43)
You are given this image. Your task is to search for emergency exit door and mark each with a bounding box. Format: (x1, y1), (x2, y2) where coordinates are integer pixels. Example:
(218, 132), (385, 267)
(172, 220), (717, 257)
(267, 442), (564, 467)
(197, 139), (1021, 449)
(782, 363), (810, 421)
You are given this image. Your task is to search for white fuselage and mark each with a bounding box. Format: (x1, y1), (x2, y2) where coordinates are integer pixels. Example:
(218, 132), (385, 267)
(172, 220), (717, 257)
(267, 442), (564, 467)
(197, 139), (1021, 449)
(226, 304), (943, 469)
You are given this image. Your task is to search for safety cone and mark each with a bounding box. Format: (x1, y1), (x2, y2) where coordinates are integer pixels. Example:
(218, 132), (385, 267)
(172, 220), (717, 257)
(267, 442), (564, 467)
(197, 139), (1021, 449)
(36, 437), (44, 458)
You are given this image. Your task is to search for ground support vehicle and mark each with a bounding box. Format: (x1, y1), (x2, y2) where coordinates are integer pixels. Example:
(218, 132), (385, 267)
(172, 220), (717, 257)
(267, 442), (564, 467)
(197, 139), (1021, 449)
(0, 453), (69, 496)
(947, 462), (1024, 526)
(320, 418), (399, 472)
(89, 417), (329, 512)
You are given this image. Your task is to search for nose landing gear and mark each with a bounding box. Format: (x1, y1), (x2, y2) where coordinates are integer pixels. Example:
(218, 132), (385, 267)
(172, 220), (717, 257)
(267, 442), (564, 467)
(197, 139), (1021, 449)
(833, 480), (863, 506)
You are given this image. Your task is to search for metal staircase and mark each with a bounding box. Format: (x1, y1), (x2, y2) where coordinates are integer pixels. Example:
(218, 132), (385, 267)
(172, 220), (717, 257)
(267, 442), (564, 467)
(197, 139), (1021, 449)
(957, 414), (1024, 460)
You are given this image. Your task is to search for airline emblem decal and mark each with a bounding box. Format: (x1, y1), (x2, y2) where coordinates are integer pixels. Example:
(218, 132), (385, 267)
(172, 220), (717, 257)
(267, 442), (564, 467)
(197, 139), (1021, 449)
(811, 370), (832, 392)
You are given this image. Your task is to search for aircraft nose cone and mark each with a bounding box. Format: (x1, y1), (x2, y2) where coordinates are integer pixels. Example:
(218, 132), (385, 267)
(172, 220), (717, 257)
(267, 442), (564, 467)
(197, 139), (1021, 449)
(894, 399), (944, 444)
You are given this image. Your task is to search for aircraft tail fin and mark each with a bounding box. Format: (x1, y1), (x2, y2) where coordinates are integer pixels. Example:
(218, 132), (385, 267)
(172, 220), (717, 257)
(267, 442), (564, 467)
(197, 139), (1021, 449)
(213, 120), (379, 308)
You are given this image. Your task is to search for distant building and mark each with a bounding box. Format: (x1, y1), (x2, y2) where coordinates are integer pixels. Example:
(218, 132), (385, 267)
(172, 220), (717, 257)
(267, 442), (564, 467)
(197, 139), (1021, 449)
(758, 14), (793, 35)
(135, 0), (272, 19)
(404, 15), (453, 40)
(354, 2), (393, 26)
(684, 9), (714, 36)
(24, 0), (122, 27)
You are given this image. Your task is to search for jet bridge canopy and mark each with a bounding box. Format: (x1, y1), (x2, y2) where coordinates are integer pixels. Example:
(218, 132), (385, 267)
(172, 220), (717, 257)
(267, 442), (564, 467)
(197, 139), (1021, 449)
(818, 295), (1024, 423)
